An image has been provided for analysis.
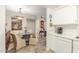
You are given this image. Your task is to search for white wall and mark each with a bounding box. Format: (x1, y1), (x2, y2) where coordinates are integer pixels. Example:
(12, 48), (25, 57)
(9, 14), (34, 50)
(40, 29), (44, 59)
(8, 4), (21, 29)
(0, 6), (5, 53)
(77, 6), (79, 35)
(35, 18), (40, 38)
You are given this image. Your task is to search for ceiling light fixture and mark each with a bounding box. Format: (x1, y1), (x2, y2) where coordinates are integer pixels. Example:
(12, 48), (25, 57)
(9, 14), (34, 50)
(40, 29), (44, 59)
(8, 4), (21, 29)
(11, 8), (24, 20)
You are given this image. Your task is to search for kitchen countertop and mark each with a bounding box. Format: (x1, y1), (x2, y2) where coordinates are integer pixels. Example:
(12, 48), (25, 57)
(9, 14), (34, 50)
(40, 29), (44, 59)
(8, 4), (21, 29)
(47, 33), (79, 41)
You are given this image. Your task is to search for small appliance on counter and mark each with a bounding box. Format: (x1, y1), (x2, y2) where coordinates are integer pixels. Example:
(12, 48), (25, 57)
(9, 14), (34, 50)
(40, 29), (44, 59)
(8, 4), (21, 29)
(56, 27), (63, 34)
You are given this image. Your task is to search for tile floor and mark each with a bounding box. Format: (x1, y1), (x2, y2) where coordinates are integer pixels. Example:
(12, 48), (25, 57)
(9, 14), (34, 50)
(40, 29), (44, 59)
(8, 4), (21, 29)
(7, 37), (54, 53)
(16, 45), (54, 53)
(7, 45), (54, 53)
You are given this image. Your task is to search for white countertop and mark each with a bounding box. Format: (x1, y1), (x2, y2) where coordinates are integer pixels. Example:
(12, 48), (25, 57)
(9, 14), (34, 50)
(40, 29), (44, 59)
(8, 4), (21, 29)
(48, 33), (79, 41)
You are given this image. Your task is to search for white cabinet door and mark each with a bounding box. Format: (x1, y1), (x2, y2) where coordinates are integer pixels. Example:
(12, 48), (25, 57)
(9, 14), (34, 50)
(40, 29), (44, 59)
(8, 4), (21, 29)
(47, 35), (72, 53)
(46, 34), (56, 52)
(73, 41), (79, 53)
(55, 37), (72, 53)
(52, 6), (77, 25)
(73, 46), (79, 53)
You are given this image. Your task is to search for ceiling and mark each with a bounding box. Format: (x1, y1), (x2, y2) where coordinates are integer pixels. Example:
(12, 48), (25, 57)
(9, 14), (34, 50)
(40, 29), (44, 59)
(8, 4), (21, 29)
(6, 5), (60, 17)
(37, 5), (60, 8)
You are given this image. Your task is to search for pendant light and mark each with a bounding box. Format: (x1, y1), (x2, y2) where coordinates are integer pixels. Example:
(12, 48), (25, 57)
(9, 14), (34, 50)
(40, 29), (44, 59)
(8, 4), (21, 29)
(16, 8), (24, 20)
(11, 8), (24, 20)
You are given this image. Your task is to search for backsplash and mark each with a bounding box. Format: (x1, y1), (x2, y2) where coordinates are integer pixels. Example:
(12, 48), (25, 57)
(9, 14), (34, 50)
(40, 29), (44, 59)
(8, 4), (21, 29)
(53, 24), (78, 37)
(55, 27), (63, 34)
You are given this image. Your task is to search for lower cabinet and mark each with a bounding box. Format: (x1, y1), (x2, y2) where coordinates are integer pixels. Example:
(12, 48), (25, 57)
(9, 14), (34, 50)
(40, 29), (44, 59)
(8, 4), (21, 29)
(73, 41), (79, 53)
(47, 35), (72, 53)
(73, 46), (79, 53)
(47, 34), (79, 53)
(54, 37), (72, 53)
(46, 34), (56, 52)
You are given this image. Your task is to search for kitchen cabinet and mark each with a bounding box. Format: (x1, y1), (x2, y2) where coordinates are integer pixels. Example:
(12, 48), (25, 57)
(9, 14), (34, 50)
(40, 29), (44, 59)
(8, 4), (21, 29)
(46, 34), (56, 52)
(47, 6), (78, 25)
(47, 33), (79, 53)
(73, 40), (79, 53)
(47, 34), (54, 48)
(46, 34), (72, 53)
(73, 46), (79, 53)
(54, 36), (72, 53)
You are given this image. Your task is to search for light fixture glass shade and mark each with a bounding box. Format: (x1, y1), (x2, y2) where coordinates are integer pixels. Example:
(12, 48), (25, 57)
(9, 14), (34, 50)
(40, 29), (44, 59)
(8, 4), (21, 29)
(16, 16), (24, 20)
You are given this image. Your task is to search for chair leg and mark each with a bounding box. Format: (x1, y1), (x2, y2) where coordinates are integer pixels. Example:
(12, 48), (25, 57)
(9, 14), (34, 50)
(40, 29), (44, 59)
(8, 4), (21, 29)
(26, 41), (29, 46)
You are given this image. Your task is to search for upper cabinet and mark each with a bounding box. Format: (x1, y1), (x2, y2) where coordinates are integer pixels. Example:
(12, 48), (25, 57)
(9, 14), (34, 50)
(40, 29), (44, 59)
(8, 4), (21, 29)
(47, 6), (78, 25)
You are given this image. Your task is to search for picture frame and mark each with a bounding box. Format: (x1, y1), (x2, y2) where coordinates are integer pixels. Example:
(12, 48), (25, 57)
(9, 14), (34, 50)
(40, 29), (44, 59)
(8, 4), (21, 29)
(12, 20), (22, 30)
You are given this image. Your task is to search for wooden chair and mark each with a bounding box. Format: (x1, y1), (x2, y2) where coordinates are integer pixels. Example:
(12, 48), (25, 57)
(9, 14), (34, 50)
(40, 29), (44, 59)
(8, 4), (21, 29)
(5, 31), (17, 53)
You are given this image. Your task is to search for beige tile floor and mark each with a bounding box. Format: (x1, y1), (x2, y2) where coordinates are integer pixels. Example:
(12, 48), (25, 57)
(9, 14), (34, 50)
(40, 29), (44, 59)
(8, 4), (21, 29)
(16, 45), (54, 53)
(7, 37), (54, 53)
(7, 45), (54, 53)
